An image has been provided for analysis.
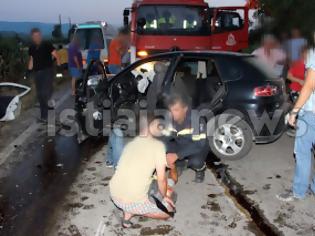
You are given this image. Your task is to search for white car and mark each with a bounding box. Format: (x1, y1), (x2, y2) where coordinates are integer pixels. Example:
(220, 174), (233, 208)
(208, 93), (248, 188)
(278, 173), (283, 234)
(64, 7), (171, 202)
(73, 21), (117, 69)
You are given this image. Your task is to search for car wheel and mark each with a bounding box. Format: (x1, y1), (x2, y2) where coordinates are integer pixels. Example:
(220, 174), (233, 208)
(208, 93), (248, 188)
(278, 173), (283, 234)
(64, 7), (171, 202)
(209, 115), (253, 161)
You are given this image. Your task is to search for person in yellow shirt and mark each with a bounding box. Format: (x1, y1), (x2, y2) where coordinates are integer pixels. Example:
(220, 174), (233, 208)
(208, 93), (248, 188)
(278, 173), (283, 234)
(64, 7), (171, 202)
(57, 45), (68, 71)
(109, 117), (176, 228)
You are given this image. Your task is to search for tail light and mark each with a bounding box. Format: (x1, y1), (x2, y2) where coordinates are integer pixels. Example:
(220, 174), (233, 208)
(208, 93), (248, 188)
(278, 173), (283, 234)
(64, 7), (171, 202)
(254, 85), (279, 97)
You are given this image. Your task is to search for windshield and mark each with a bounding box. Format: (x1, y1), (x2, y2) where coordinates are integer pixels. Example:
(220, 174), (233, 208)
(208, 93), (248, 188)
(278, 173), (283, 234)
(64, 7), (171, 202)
(75, 28), (105, 50)
(136, 5), (211, 36)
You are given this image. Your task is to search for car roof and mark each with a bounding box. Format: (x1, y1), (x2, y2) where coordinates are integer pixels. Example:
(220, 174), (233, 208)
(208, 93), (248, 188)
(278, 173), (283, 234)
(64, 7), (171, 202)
(147, 51), (254, 59)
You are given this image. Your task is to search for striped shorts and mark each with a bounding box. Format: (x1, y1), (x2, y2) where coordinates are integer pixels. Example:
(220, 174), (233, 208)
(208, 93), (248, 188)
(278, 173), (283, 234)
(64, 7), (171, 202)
(112, 197), (162, 215)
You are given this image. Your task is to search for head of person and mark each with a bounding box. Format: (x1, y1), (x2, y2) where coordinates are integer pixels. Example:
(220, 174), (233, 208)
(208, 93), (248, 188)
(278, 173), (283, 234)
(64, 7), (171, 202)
(58, 45), (63, 50)
(146, 13), (155, 23)
(167, 94), (189, 124)
(291, 28), (302, 39)
(262, 34), (277, 50)
(117, 27), (130, 44)
(30, 28), (42, 45)
(162, 11), (172, 21)
(139, 115), (163, 137)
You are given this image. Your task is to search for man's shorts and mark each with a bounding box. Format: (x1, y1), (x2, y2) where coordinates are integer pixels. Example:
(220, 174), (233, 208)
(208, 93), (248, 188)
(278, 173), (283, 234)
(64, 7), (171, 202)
(111, 197), (162, 215)
(69, 67), (82, 79)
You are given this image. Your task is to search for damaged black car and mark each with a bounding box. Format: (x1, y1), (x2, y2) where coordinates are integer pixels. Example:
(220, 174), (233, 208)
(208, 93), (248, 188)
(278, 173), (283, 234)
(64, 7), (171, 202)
(75, 51), (290, 160)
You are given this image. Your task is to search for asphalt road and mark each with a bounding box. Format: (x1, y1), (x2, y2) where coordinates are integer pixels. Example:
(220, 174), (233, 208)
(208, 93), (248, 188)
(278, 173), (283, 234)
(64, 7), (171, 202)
(0, 87), (314, 236)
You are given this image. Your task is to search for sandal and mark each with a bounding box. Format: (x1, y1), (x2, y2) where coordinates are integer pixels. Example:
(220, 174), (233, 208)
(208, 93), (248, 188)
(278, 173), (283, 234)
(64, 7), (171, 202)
(122, 219), (133, 229)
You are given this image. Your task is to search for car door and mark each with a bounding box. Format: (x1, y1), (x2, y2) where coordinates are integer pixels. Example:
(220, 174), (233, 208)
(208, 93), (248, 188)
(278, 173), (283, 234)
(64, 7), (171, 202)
(209, 7), (249, 52)
(161, 55), (227, 118)
(109, 56), (175, 118)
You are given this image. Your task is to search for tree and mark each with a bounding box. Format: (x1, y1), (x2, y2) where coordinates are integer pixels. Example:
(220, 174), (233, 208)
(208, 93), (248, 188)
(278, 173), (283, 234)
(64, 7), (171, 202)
(52, 24), (63, 40)
(260, 0), (315, 38)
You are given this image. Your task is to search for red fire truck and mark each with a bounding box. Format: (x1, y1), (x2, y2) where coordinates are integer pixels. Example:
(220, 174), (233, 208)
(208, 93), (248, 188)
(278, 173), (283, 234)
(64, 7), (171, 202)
(123, 0), (259, 62)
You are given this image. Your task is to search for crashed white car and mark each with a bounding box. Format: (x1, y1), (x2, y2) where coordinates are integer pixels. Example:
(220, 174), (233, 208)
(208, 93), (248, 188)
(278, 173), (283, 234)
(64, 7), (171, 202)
(0, 83), (31, 121)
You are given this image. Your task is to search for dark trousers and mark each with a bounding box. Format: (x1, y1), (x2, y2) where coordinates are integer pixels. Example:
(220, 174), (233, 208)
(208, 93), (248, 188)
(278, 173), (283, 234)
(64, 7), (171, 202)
(34, 68), (54, 119)
(177, 146), (209, 171)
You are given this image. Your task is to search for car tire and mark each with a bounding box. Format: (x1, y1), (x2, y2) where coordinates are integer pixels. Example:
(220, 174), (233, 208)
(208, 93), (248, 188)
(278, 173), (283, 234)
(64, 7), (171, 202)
(208, 114), (253, 161)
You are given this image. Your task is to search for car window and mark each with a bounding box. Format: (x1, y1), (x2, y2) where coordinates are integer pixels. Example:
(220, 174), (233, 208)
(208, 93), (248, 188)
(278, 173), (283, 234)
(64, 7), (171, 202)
(75, 28), (105, 50)
(214, 10), (244, 33)
(215, 56), (244, 81)
(111, 59), (171, 111)
(171, 59), (221, 108)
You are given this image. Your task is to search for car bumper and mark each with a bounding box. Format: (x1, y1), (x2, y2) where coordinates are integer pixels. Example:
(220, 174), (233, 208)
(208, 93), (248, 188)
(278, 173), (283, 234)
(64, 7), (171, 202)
(253, 102), (291, 144)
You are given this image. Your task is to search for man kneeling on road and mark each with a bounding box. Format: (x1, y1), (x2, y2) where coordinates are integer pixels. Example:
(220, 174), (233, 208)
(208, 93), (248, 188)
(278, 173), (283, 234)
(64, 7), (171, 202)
(109, 117), (176, 228)
(164, 94), (209, 183)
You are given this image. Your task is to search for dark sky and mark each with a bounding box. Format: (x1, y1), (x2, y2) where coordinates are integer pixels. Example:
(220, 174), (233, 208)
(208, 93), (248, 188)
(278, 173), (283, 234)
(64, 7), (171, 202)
(0, 0), (245, 24)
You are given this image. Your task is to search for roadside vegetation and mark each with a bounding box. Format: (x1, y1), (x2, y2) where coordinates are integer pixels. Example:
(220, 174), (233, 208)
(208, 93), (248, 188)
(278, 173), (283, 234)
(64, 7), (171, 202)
(0, 34), (27, 83)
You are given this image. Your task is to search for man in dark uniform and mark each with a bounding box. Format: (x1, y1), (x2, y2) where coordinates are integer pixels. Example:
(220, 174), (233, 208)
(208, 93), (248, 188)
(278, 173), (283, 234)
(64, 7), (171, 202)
(163, 94), (209, 183)
(26, 28), (60, 123)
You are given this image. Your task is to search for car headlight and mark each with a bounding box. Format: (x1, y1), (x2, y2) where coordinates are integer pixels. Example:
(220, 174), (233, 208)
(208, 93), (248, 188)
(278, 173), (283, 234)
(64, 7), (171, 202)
(87, 75), (103, 88)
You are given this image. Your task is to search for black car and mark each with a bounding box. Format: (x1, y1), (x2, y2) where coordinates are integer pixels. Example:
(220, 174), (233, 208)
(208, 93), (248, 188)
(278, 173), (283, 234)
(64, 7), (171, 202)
(75, 51), (290, 160)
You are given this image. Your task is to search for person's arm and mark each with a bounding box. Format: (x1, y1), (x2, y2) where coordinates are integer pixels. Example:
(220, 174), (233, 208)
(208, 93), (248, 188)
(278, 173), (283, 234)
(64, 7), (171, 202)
(28, 56), (33, 70)
(289, 69), (315, 126)
(24, 56), (33, 79)
(74, 56), (81, 69)
(156, 162), (168, 197)
(52, 50), (61, 66)
(287, 71), (304, 86)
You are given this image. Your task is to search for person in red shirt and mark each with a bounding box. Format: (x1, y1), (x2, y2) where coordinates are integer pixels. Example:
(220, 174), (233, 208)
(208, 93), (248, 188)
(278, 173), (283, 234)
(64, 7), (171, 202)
(108, 28), (130, 74)
(287, 46), (308, 98)
(286, 46), (308, 137)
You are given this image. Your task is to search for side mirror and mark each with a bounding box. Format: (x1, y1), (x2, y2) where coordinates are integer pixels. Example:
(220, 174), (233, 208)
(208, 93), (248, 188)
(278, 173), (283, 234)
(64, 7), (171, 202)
(123, 9), (130, 26)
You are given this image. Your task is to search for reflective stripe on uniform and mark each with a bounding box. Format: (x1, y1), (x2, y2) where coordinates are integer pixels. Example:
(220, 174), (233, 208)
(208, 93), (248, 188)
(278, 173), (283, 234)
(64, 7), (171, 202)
(192, 133), (207, 141)
(177, 128), (193, 136)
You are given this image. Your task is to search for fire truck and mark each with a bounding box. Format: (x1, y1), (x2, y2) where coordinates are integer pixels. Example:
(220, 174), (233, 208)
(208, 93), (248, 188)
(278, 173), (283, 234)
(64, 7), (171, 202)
(123, 0), (259, 62)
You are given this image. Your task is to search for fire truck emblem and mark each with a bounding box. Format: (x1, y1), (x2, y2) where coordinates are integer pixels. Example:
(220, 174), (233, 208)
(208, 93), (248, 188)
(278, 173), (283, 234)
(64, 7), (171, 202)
(226, 33), (237, 46)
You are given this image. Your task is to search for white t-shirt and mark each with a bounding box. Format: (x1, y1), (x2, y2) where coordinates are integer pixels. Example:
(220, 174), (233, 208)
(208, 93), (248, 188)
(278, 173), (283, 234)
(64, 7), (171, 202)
(253, 47), (286, 77)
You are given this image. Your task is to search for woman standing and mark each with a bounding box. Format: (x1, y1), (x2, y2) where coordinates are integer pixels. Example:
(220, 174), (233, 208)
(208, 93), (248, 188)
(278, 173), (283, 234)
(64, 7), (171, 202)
(277, 45), (315, 201)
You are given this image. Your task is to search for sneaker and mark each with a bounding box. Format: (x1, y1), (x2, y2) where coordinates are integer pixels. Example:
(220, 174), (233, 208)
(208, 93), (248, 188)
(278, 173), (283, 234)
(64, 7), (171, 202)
(276, 192), (303, 202)
(194, 170), (205, 183)
(48, 99), (56, 109)
(105, 160), (114, 168)
(37, 118), (48, 124)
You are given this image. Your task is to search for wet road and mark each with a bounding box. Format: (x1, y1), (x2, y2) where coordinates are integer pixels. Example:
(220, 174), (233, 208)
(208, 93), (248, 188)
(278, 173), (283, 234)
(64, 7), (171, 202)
(0, 133), (105, 236)
(0, 94), (106, 236)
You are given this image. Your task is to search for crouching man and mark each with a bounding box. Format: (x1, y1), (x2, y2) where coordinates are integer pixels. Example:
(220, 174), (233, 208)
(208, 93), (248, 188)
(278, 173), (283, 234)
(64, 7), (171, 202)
(109, 117), (176, 228)
(164, 94), (209, 183)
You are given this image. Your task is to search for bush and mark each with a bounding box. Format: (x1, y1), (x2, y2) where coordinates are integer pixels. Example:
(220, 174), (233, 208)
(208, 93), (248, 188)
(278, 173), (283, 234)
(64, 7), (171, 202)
(0, 35), (27, 83)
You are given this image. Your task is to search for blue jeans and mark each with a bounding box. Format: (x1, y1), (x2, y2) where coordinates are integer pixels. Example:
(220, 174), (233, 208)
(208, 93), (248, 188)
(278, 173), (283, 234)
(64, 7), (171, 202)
(293, 111), (315, 198)
(108, 64), (122, 75)
(106, 128), (124, 168)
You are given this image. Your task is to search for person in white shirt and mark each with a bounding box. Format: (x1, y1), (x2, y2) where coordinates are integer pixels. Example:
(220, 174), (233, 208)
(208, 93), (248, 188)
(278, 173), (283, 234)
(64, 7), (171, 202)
(253, 34), (287, 78)
(277, 44), (315, 202)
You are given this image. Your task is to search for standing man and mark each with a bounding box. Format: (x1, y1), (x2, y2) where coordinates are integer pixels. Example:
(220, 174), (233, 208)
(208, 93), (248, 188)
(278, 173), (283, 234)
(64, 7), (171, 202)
(253, 35), (287, 78)
(277, 45), (315, 202)
(287, 28), (307, 64)
(57, 45), (68, 72)
(68, 36), (83, 96)
(27, 28), (60, 123)
(108, 27), (129, 74)
(163, 94), (209, 183)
